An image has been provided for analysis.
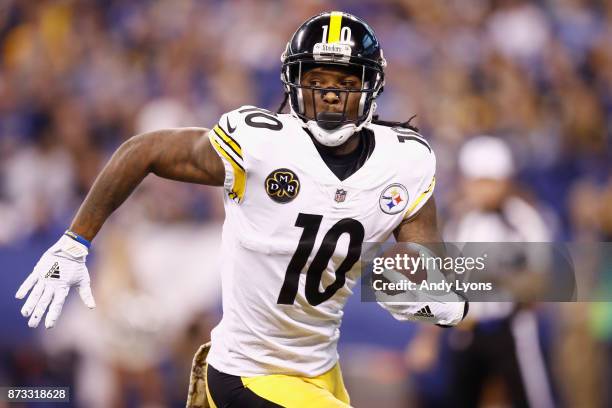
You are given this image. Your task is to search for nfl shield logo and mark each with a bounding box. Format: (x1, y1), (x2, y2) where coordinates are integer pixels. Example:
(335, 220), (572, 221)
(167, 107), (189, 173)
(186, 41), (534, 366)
(334, 189), (347, 203)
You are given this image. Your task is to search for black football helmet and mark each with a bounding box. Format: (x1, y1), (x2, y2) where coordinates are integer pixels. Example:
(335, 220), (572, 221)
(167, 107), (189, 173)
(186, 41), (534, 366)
(281, 11), (386, 145)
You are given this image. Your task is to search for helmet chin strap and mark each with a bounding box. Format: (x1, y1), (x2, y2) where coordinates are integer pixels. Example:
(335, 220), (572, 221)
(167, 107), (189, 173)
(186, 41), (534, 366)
(290, 102), (377, 147)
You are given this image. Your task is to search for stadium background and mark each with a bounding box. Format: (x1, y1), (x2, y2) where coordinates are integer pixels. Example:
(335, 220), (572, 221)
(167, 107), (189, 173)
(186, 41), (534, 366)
(0, 0), (611, 406)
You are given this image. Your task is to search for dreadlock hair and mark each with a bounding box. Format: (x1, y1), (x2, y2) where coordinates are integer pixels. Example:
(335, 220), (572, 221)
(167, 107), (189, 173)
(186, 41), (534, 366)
(277, 93), (289, 114)
(371, 114), (419, 133)
(276, 93), (420, 133)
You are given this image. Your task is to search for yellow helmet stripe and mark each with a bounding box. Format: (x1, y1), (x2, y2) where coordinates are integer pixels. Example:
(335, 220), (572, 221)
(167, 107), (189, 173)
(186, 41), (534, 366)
(328, 11), (343, 43)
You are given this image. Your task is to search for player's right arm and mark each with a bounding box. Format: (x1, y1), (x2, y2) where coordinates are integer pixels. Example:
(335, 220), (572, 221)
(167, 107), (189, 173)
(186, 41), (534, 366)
(71, 127), (224, 240)
(15, 127), (225, 329)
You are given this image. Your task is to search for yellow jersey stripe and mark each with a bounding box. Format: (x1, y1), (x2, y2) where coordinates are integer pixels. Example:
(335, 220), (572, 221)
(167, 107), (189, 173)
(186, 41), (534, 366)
(209, 135), (246, 201)
(210, 136), (244, 172)
(214, 130), (244, 165)
(328, 11), (343, 43)
(214, 125), (242, 159)
(215, 124), (242, 155)
(404, 177), (436, 218)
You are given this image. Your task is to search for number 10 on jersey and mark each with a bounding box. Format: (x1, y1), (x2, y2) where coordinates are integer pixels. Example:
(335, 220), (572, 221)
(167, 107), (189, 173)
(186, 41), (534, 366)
(277, 213), (364, 306)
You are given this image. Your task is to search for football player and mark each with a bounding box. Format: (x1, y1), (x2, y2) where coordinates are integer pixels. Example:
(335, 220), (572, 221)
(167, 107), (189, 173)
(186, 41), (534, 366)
(15, 12), (467, 407)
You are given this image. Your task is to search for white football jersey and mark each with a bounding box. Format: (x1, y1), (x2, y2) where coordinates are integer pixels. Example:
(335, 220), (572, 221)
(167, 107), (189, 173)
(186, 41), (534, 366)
(206, 106), (436, 377)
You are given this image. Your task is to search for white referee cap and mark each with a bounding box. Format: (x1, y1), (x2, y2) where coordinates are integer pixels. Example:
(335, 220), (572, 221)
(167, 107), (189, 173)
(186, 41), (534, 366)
(458, 136), (515, 180)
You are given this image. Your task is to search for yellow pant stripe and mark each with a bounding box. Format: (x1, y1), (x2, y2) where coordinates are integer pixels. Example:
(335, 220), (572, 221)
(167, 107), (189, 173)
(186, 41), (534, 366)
(205, 364), (219, 408)
(404, 176), (436, 218)
(328, 11), (343, 43)
(241, 363), (351, 407)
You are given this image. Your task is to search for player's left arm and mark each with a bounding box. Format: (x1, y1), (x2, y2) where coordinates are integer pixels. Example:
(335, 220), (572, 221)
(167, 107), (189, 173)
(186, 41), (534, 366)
(393, 196), (441, 243)
(382, 195), (468, 327)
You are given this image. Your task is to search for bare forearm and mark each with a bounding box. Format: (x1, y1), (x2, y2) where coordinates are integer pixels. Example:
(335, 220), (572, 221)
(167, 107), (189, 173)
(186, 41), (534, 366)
(68, 127), (222, 241)
(394, 197), (447, 259)
(69, 135), (154, 240)
(394, 197), (442, 243)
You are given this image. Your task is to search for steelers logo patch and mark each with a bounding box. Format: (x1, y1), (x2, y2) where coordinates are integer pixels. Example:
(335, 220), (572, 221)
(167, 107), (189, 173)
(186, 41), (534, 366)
(379, 183), (409, 214)
(265, 168), (300, 203)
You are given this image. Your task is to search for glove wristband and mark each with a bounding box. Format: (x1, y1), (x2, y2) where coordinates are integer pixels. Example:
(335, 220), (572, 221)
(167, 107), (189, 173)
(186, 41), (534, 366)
(64, 230), (92, 248)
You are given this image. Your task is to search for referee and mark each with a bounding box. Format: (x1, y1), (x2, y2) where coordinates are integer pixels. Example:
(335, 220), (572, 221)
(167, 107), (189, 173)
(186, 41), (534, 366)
(443, 136), (556, 408)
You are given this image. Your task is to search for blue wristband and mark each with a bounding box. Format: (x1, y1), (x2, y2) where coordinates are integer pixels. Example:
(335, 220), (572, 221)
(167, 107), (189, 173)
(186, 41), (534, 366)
(64, 230), (92, 248)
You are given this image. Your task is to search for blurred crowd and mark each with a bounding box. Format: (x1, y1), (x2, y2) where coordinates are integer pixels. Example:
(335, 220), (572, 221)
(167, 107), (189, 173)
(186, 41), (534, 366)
(1, 0), (611, 241)
(1, 0), (611, 407)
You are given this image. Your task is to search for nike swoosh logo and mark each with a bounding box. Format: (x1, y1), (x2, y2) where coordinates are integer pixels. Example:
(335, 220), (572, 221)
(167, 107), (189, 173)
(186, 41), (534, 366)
(226, 117), (237, 133)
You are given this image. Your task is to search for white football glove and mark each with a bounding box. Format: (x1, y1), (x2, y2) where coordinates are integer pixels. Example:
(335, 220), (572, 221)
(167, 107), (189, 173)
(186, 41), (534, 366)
(375, 243), (467, 326)
(376, 264), (466, 325)
(377, 298), (467, 326)
(15, 234), (95, 328)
